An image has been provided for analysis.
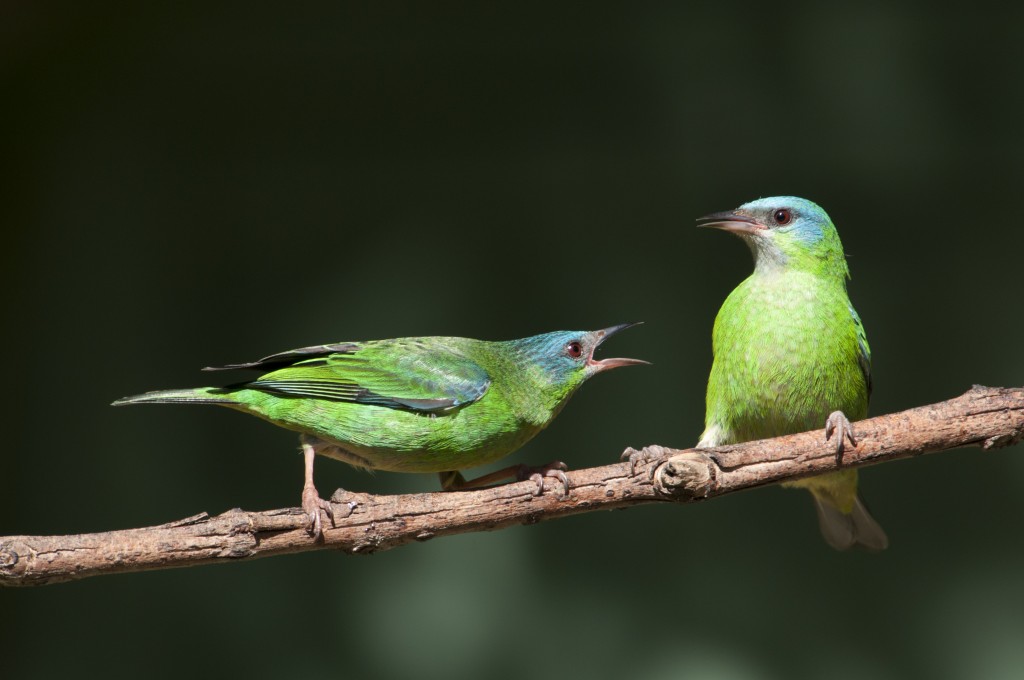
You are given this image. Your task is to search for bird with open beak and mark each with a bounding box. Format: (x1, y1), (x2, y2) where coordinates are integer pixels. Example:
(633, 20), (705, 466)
(114, 324), (647, 537)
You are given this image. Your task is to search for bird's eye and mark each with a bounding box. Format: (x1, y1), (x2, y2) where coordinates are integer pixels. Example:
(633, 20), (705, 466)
(565, 341), (583, 359)
(773, 209), (793, 226)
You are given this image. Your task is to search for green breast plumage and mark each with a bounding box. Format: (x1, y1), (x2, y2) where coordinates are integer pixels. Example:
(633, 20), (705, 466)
(702, 271), (870, 444)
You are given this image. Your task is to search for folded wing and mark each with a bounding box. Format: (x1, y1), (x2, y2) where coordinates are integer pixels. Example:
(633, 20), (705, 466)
(219, 339), (491, 414)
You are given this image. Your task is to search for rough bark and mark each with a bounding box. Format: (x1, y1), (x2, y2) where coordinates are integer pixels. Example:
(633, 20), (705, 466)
(2, 385), (1022, 587)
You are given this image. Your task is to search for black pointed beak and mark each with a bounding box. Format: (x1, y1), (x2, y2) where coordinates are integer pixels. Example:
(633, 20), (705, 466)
(589, 322), (649, 371)
(595, 321), (643, 344)
(696, 211), (765, 235)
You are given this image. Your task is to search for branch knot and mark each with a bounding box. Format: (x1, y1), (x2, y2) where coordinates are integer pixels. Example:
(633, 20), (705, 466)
(0, 543), (19, 570)
(655, 451), (718, 499)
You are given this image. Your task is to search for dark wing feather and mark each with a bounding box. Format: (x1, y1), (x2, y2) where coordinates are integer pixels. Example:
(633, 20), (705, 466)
(203, 343), (360, 372)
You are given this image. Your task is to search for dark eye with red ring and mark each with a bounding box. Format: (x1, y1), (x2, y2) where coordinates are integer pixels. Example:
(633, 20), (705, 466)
(565, 341), (583, 358)
(773, 209), (792, 226)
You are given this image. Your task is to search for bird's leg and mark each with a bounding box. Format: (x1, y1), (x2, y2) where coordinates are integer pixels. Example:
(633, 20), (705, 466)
(620, 445), (670, 479)
(439, 462), (570, 499)
(300, 437), (335, 539)
(824, 410), (858, 465)
(437, 471), (467, 490)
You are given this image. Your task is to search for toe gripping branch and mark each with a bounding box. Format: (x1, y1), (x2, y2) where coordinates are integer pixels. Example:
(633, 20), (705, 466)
(620, 446), (719, 500)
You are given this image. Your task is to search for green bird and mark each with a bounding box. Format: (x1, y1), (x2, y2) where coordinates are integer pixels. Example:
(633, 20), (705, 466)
(695, 197), (888, 550)
(113, 324), (646, 537)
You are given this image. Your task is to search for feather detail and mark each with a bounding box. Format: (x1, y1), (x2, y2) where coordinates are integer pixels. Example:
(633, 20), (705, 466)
(203, 342), (361, 371)
(850, 305), (872, 401)
(236, 340), (493, 414)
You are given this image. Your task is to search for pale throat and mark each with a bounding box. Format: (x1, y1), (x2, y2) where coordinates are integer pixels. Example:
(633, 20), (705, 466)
(746, 236), (837, 280)
(744, 235), (790, 275)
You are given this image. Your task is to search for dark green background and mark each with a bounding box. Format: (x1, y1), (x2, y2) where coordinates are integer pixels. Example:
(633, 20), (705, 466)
(4, 4), (1024, 679)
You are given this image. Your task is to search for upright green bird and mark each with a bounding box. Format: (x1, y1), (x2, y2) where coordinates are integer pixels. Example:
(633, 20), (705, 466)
(696, 197), (888, 550)
(113, 324), (646, 537)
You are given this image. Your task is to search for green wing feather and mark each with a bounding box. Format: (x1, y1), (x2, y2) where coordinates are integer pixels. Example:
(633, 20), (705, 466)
(231, 339), (492, 414)
(850, 305), (872, 401)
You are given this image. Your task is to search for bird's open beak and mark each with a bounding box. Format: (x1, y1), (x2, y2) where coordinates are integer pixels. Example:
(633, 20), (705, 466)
(695, 210), (765, 235)
(588, 322), (649, 371)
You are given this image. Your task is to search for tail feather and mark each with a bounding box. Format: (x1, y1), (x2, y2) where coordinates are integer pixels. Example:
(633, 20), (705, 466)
(812, 494), (889, 552)
(112, 387), (238, 407)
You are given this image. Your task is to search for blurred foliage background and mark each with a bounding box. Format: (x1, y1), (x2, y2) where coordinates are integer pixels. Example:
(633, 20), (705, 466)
(3, 3), (1024, 679)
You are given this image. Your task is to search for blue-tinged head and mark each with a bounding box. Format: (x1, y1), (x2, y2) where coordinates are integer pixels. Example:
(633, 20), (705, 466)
(509, 323), (648, 403)
(696, 196), (848, 277)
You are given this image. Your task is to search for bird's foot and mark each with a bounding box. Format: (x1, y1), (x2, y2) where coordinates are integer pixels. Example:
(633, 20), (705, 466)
(301, 485), (335, 540)
(824, 410), (858, 465)
(516, 461), (570, 499)
(620, 445), (669, 479)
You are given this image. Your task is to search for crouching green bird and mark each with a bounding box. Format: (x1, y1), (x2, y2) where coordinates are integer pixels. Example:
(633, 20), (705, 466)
(113, 324), (646, 537)
(695, 197), (888, 550)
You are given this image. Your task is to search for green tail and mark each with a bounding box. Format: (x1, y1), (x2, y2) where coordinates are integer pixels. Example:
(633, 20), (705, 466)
(111, 387), (238, 407)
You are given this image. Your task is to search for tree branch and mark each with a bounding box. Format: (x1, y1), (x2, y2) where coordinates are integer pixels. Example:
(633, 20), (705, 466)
(3, 385), (1022, 587)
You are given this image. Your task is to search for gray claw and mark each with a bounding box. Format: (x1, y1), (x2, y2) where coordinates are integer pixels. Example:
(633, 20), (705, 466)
(825, 410), (858, 465)
(519, 462), (570, 499)
(527, 472), (544, 497)
(301, 488), (335, 540)
(311, 512), (322, 538)
(550, 469), (570, 499)
(621, 446), (668, 478)
(620, 447), (640, 475)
